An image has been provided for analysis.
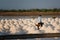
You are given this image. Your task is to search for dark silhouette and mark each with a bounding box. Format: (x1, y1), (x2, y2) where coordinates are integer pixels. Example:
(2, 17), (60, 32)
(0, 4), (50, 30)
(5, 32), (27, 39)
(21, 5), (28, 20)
(52, 16), (56, 19)
(36, 15), (44, 30)
(36, 22), (44, 30)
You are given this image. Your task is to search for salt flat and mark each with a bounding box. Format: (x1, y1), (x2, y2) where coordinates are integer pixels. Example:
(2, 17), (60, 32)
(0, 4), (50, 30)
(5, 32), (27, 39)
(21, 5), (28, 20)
(0, 16), (60, 35)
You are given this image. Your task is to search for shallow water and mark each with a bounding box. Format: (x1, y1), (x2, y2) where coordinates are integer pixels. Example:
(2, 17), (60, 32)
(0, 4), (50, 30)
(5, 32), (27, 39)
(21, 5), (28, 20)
(4, 38), (60, 40)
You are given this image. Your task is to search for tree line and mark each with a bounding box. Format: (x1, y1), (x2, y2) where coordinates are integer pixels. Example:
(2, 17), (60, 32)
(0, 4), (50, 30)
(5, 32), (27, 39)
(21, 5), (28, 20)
(0, 8), (60, 12)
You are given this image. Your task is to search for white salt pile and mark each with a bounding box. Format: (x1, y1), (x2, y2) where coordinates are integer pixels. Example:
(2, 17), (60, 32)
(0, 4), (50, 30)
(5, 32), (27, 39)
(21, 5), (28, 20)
(0, 16), (60, 35)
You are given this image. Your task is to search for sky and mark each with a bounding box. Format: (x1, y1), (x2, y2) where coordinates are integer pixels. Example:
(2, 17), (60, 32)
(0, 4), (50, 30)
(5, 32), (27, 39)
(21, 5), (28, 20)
(0, 0), (60, 9)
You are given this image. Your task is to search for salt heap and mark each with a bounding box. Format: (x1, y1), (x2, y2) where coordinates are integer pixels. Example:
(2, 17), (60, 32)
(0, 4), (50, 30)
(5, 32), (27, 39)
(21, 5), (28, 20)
(0, 16), (60, 35)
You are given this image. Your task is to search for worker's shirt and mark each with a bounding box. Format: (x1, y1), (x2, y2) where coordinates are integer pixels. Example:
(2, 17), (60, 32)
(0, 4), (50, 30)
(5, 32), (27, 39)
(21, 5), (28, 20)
(37, 16), (42, 23)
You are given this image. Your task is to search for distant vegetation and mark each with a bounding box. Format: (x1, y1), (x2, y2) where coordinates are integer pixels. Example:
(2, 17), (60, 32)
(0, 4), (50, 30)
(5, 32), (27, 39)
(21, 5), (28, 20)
(0, 8), (60, 12)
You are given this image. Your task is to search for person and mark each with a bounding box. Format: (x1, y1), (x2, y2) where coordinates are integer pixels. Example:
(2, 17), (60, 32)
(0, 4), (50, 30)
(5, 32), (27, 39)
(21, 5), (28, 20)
(36, 15), (44, 30)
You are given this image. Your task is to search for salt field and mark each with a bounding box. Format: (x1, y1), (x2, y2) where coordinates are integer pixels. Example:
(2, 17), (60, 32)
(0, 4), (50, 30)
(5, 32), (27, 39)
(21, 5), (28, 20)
(0, 16), (60, 40)
(0, 16), (60, 35)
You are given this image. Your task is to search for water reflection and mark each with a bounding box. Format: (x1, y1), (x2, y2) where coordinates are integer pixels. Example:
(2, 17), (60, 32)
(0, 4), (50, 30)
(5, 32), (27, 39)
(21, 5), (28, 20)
(5, 38), (60, 40)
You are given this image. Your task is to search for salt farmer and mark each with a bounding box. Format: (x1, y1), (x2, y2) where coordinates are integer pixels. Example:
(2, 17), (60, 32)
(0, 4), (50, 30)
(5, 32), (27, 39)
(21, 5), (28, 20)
(36, 15), (44, 30)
